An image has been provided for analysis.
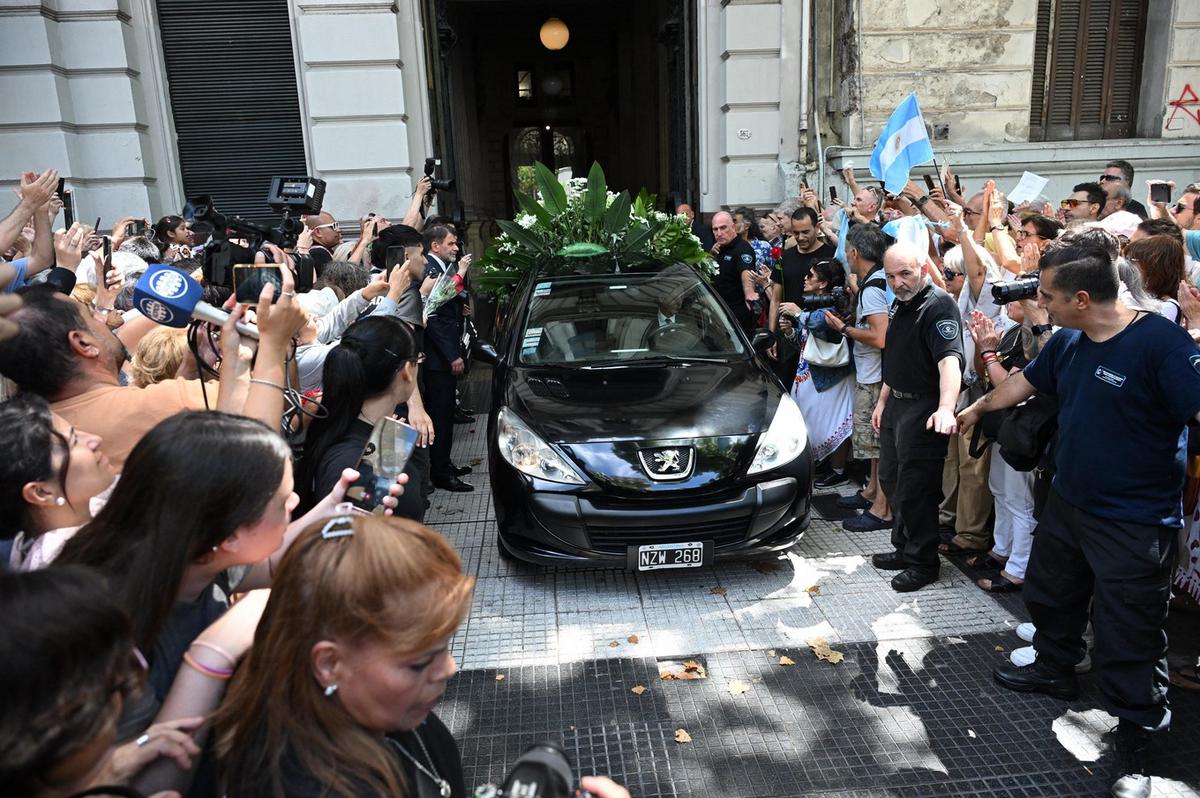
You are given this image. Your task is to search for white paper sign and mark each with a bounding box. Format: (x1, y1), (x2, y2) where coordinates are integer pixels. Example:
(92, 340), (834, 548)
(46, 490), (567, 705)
(1008, 171), (1049, 205)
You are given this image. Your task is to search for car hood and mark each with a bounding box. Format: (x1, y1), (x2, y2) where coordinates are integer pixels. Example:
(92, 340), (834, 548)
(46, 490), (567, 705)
(503, 359), (778, 444)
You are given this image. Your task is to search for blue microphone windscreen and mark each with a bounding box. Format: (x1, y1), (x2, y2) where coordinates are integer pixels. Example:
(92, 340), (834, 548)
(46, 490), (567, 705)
(133, 262), (201, 328)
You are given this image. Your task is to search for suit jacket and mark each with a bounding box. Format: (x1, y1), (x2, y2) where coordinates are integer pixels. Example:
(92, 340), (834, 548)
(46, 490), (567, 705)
(423, 254), (464, 372)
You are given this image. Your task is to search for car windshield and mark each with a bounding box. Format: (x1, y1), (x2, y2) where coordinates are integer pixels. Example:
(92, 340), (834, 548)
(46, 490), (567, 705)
(518, 265), (747, 366)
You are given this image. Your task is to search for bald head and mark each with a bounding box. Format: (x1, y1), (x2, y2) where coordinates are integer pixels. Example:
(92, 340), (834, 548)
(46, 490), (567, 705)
(711, 211), (736, 246)
(304, 211), (341, 248)
(883, 242), (927, 301)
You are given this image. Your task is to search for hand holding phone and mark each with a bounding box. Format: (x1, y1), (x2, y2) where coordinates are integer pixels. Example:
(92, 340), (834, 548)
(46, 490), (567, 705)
(233, 264), (283, 306)
(1149, 181), (1171, 205)
(923, 174), (936, 193)
(345, 417), (419, 513)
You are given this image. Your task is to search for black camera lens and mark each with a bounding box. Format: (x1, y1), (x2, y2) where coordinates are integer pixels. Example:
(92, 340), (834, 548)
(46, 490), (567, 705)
(990, 276), (1040, 304)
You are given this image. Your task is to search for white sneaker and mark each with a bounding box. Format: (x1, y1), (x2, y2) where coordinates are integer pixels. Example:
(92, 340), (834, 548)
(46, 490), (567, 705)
(1016, 622), (1036, 643)
(1009, 645), (1092, 673)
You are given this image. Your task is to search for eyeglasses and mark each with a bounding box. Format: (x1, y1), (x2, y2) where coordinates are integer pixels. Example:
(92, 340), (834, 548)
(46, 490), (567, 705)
(962, 208), (981, 218)
(311, 222), (338, 231)
(1060, 199), (1083, 208)
(1098, 174), (1123, 183)
(1173, 202), (1190, 214)
(942, 268), (961, 281)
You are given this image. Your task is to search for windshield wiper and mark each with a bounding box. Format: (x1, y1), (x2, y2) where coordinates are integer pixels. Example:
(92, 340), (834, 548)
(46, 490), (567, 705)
(580, 354), (730, 369)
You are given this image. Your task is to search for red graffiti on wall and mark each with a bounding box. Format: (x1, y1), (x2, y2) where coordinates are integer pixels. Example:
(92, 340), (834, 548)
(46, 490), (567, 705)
(1166, 84), (1200, 127)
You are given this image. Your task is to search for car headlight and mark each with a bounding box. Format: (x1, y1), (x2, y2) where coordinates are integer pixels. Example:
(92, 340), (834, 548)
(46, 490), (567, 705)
(497, 407), (585, 484)
(748, 394), (808, 475)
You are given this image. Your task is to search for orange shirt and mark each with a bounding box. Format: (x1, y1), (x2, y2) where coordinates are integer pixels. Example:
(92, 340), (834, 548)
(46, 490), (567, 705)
(52, 378), (213, 470)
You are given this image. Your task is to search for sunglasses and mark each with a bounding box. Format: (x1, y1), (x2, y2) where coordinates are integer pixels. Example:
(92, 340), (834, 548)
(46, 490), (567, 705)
(1060, 199), (1084, 208)
(942, 268), (961, 281)
(311, 222), (339, 231)
(1098, 174), (1123, 183)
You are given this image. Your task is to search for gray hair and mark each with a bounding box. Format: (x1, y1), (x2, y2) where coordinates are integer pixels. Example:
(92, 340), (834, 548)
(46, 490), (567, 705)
(118, 236), (162, 263)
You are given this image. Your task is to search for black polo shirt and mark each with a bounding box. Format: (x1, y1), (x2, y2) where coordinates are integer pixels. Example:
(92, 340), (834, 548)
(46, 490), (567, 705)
(713, 237), (757, 329)
(773, 242), (835, 304)
(881, 282), (965, 394)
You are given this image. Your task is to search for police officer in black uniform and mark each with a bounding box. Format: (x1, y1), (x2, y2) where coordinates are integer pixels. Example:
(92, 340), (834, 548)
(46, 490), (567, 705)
(710, 210), (759, 334)
(868, 241), (965, 592)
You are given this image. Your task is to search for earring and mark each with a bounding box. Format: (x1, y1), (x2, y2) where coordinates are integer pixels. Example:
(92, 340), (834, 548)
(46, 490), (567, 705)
(54, 497), (66, 506)
(324, 684), (338, 697)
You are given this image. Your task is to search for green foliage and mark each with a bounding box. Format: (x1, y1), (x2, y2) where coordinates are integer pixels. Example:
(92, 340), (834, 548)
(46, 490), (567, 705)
(475, 161), (717, 300)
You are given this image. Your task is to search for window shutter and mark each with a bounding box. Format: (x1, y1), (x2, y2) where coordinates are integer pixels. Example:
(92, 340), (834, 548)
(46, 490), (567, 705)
(1032, 0), (1146, 141)
(157, 0), (308, 225)
(1028, 0), (1053, 141)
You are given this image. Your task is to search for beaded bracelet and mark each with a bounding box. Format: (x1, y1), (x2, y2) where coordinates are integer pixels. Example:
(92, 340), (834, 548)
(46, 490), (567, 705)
(182, 651), (233, 681)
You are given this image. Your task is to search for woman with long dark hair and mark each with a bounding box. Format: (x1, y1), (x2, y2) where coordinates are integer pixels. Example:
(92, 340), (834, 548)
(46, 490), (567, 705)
(0, 566), (204, 797)
(152, 216), (189, 260)
(0, 394), (116, 570)
(54, 411), (396, 795)
(297, 315), (425, 519)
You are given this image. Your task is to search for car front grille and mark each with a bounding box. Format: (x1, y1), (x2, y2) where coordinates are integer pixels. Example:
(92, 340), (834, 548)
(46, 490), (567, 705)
(587, 515), (750, 554)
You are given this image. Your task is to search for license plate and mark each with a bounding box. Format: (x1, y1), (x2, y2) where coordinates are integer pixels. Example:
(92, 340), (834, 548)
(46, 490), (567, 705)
(635, 541), (706, 571)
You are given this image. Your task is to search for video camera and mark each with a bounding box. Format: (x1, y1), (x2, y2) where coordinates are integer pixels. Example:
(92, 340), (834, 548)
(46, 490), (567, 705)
(424, 157), (455, 192)
(186, 176), (326, 290)
(991, 275), (1040, 304)
(475, 743), (595, 798)
(797, 286), (850, 313)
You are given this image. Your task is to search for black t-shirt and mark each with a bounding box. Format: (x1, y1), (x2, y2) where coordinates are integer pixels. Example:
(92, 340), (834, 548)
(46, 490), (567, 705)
(313, 418), (425, 521)
(1125, 198), (1149, 220)
(713, 237), (757, 329)
(772, 242), (836, 304)
(881, 282), (965, 393)
(245, 713), (466, 798)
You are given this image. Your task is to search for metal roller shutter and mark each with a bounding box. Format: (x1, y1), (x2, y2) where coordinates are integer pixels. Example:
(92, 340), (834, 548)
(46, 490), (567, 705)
(157, 0), (308, 224)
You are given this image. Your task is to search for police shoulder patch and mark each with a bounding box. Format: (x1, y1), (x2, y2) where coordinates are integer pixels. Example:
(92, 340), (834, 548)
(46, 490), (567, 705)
(935, 319), (959, 340)
(1190, 353), (1200, 377)
(741, 253), (753, 265)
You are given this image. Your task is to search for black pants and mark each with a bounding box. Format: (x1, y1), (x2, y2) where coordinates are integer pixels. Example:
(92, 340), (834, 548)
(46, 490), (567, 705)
(879, 395), (950, 572)
(1025, 489), (1175, 730)
(425, 368), (458, 483)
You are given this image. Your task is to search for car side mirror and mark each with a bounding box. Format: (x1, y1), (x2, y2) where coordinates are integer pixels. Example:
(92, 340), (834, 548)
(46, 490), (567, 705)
(749, 330), (775, 354)
(473, 341), (501, 365)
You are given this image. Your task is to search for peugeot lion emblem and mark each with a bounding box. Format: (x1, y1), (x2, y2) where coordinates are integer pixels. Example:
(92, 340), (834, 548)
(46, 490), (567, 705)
(638, 446), (694, 481)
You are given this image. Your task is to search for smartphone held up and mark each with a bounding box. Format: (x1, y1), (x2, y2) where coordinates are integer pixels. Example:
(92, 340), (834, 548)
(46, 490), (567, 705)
(232, 264), (283, 306)
(345, 417), (419, 513)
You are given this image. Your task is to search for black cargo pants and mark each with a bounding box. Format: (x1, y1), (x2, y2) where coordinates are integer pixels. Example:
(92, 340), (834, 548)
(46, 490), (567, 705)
(1025, 489), (1175, 730)
(879, 394), (950, 573)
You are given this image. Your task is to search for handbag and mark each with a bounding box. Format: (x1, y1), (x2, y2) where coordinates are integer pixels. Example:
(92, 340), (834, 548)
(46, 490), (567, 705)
(968, 393), (1058, 471)
(802, 329), (850, 367)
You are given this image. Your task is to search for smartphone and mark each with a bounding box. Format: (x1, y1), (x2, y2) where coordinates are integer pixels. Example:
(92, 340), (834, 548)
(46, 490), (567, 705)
(232, 264), (283, 306)
(125, 219), (148, 237)
(56, 178), (74, 227)
(923, 174), (936, 192)
(94, 217), (101, 234)
(1150, 182), (1171, 204)
(345, 417), (420, 513)
(955, 175), (964, 194)
(101, 237), (113, 283)
(385, 245), (408, 273)
(829, 185), (838, 202)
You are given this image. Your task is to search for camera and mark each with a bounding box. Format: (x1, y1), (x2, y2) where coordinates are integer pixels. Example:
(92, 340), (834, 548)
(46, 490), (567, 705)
(185, 176), (326, 290)
(425, 157), (456, 192)
(798, 286), (850, 313)
(474, 743), (594, 798)
(991, 275), (1040, 304)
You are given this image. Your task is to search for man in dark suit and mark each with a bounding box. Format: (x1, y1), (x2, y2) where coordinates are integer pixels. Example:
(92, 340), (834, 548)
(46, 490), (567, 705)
(422, 224), (472, 492)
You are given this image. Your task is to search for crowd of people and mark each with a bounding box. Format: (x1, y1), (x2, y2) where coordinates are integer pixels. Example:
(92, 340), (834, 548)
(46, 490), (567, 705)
(689, 158), (1200, 797)
(1, 152), (1199, 798)
(0, 169), (631, 798)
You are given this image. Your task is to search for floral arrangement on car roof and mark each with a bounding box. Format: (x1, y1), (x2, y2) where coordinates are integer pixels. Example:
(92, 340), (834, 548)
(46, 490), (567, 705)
(476, 161), (717, 299)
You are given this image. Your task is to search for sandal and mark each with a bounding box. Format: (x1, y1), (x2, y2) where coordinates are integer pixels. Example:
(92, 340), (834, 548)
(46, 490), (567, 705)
(964, 553), (1008, 570)
(1168, 666), (1200, 692)
(938, 539), (987, 555)
(976, 573), (1024, 593)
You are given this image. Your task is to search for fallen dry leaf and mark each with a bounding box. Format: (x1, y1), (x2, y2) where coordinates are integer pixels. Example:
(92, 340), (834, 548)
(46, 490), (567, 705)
(767, 649), (776, 657)
(778, 655), (796, 666)
(608, 640), (620, 648)
(805, 585), (821, 595)
(728, 680), (751, 696)
(807, 638), (845, 664)
(710, 586), (727, 596)
(674, 728), (692, 744)
(631, 685), (647, 695)
(995, 645), (1006, 652)
(627, 634), (640, 644)
(469, 457), (483, 467)
(495, 674), (505, 681)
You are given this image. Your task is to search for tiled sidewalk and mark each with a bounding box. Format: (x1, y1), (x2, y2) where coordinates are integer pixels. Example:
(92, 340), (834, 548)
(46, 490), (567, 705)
(429, 418), (1200, 797)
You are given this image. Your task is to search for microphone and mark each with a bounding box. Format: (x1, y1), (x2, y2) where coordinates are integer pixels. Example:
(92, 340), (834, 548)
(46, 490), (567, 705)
(133, 262), (259, 339)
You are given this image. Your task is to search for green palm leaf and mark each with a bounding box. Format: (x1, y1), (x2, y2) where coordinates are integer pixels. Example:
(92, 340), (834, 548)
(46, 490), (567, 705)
(496, 219), (549, 255)
(534, 162), (568, 215)
(603, 191), (631, 238)
(583, 162), (608, 227)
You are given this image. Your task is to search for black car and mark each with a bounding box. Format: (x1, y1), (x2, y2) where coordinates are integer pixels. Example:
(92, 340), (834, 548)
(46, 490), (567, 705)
(485, 260), (813, 571)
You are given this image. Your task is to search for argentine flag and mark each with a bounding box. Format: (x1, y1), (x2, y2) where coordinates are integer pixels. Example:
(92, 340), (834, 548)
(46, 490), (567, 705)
(869, 93), (934, 195)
